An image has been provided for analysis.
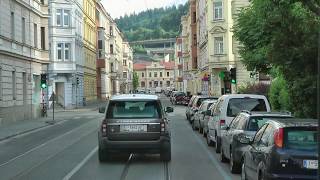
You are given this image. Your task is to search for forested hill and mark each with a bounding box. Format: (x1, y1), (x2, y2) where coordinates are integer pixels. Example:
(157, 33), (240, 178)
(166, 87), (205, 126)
(115, 3), (189, 42)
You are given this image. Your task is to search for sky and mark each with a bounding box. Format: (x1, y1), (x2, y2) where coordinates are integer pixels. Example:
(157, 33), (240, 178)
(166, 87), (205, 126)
(101, 0), (188, 19)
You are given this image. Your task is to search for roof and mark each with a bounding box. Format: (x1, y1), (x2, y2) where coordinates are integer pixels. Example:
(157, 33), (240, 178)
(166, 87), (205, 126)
(240, 111), (292, 117)
(268, 118), (318, 128)
(133, 63), (148, 70)
(220, 94), (267, 99)
(110, 94), (159, 101)
(160, 61), (175, 70)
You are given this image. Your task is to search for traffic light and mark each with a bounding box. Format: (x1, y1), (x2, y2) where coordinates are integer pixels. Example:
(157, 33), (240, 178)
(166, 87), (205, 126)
(230, 68), (236, 84)
(76, 77), (80, 85)
(40, 74), (47, 89)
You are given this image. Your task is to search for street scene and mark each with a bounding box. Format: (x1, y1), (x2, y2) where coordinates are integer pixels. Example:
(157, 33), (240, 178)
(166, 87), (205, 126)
(0, 0), (319, 180)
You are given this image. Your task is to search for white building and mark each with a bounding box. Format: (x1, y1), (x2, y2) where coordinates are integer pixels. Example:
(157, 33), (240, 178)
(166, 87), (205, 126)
(0, 0), (49, 124)
(48, 0), (84, 108)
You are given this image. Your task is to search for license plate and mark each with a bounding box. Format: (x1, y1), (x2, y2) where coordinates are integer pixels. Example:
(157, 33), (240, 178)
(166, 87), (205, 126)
(303, 160), (318, 169)
(120, 125), (147, 132)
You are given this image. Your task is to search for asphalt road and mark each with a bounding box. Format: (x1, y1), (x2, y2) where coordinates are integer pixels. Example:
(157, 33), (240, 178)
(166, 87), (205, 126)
(0, 95), (240, 180)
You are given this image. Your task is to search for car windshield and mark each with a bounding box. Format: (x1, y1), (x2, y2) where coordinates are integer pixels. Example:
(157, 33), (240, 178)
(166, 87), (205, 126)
(227, 98), (267, 117)
(285, 128), (318, 151)
(106, 100), (162, 119)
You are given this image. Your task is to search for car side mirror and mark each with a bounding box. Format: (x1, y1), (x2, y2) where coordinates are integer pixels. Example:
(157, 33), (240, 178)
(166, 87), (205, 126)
(226, 126), (230, 131)
(165, 107), (174, 113)
(99, 106), (106, 113)
(239, 136), (251, 145)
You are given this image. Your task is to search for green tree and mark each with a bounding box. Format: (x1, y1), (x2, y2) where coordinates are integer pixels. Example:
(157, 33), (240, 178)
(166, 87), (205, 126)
(133, 71), (139, 91)
(234, 0), (319, 118)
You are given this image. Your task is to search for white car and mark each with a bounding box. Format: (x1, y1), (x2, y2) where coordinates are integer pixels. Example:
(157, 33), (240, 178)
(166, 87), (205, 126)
(207, 94), (271, 153)
(155, 87), (162, 93)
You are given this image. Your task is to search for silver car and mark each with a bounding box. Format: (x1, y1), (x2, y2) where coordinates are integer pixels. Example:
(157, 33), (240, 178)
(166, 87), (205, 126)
(192, 100), (217, 132)
(98, 94), (173, 162)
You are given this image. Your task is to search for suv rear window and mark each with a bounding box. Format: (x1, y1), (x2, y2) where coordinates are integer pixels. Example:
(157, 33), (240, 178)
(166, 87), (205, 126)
(107, 100), (162, 119)
(227, 98), (267, 117)
(285, 128), (317, 151)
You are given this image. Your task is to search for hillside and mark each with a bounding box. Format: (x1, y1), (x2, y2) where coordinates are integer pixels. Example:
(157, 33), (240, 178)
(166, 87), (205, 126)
(115, 3), (189, 42)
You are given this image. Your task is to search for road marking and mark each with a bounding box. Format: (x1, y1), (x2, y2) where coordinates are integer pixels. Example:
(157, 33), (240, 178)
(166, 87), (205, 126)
(62, 146), (98, 180)
(187, 121), (232, 180)
(0, 120), (96, 168)
(73, 117), (81, 119)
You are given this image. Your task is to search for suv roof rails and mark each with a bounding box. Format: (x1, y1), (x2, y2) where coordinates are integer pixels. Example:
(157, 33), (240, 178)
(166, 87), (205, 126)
(250, 111), (292, 116)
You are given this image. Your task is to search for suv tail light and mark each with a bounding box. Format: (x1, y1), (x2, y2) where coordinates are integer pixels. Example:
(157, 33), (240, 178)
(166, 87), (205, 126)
(101, 120), (107, 136)
(274, 128), (284, 148)
(160, 119), (165, 134)
(220, 119), (225, 127)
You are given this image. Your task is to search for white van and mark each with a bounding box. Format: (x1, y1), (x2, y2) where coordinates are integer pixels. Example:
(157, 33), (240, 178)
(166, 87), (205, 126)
(207, 94), (271, 153)
(155, 87), (162, 93)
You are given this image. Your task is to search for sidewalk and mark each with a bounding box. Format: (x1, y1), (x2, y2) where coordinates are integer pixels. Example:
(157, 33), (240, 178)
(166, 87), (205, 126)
(0, 101), (106, 142)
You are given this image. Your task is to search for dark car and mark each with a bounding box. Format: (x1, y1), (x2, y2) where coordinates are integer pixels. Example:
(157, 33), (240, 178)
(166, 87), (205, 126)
(172, 92), (186, 105)
(220, 111), (293, 173)
(98, 94), (173, 162)
(241, 118), (318, 180)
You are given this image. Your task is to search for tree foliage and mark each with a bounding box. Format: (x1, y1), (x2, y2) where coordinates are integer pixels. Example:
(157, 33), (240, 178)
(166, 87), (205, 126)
(115, 3), (189, 42)
(133, 71), (139, 90)
(234, 0), (319, 118)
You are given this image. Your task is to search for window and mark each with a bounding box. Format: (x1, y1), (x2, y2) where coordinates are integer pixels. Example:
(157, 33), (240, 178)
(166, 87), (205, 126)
(230, 116), (241, 129)
(142, 72), (144, 78)
(247, 117), (271, 131)
(34, 24), (37, 48)
(11, 12), (15, 39)
(149, 72), (152, 77)
(41, 27), (45, 50)
(160, 72), (163, 77)
(56, 9), (62, 26)
(166, 81), (170, 87)
(253, 124), (267, 144)
(213, 1), (223, 20)
(285, 128), (317, 151)
(22, 18), (25, 43)
(193, 12), (196, 23)
(110, 44), (113, 54)
(40, 0), (44, 5)
(123, 72), (127, 78)
(226, 98), (267, 117)
(260, 125), (274, 146)
(57, 43), (63, 60)
(12, 71), (16, 100)
(149, 81), (152, 87)
(154, 72), (157, 77)
(160, 81), (163, 87)
(193, 34), (197, 46)
(110, 63), (114, 72)
(98, 40), (103, 49)
(141, 81), (145, 87)
(56, 9), (70, 27)
(167, 72), (170, 77)
(64, 43), (70, 60)
(214, 37), (224, 54)
(110, 26), (113, 36)
(123, 60), (127, 66)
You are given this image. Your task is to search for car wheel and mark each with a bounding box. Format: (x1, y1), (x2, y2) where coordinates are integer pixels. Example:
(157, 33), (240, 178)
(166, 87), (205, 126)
(160, 141), (171, 162)
(230, 150), (241, 173)
(206, 132), (214, 146)
(98, 147), (109, 162)
(259, 170), (266, 180)
(199, 126), (203, 134)
(220, 146), (228, 163)
(215, 137), (221, 153)
(192, 121), (197, 130)
(241, 160), (247, 180)
(202, 128), (207, 137)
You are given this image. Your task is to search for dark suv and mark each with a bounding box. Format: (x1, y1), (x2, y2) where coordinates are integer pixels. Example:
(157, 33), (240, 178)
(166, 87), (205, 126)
(241, 118), (318, 180)
(98, 94), (173, 162)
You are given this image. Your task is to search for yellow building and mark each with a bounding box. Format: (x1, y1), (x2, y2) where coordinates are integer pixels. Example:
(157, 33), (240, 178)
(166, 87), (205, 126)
(83, 0), (97, 101)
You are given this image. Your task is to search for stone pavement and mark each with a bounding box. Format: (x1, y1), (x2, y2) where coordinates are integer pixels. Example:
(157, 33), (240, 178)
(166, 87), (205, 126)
(0, 100), (106, 142)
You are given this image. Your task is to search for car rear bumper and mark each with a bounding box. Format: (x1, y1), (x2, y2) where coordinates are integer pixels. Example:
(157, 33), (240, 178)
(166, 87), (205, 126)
(266, 173), (318, 180)
(99, 135), (170, 153)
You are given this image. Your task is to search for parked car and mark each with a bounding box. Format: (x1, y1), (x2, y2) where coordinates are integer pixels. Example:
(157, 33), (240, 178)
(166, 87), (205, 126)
(182, 95), (191, 106)
(202, 103), (217, 137)
(98, 94), (173, 162)
(170, 91), (178, 103)
(185, 95), (198, 121)
(220, 111), (292, 173)
(241, 118), (318, 180)
(207, 94), (271, 153)
(190, 96), (218, 125)
(155, 87), (162, 93)
(172, 92), (186, 105)
(192, 99), (217, 132)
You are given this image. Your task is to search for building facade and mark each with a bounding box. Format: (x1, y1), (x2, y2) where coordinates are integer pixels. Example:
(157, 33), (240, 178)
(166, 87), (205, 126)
(174, 37), (183, 92)
(134, 61), (175, 90)
(121, 42), (133, 93)
(0, 0), (49, 124)
(83, 0), (97, 102)
(48, 0), (84, 109)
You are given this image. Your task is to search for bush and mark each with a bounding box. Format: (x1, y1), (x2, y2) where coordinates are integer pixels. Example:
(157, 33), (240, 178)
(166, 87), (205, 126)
(268, 75), (291, 111)
(237, 82), (270, 97)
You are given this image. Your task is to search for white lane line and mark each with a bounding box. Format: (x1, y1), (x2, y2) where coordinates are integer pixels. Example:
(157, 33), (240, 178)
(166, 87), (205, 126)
(0, 121), (96, 168)
(62, 146), (98, 180)
(73, 117), (81, 119)
(186, 121), (232, 180)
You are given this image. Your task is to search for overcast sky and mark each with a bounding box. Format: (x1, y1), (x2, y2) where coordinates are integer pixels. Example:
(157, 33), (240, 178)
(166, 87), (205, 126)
(101, 0), (188, 19)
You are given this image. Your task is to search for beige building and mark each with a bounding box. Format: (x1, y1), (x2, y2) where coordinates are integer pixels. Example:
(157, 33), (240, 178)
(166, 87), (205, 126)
(121, 42), (133, 93)
(134, 61), (175, 90)
(206, 0), (255, 96)
(0, 0), (49, 123)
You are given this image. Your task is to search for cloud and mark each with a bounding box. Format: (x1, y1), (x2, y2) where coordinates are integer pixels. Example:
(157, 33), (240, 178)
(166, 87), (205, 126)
(101, 0), (188, 19)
